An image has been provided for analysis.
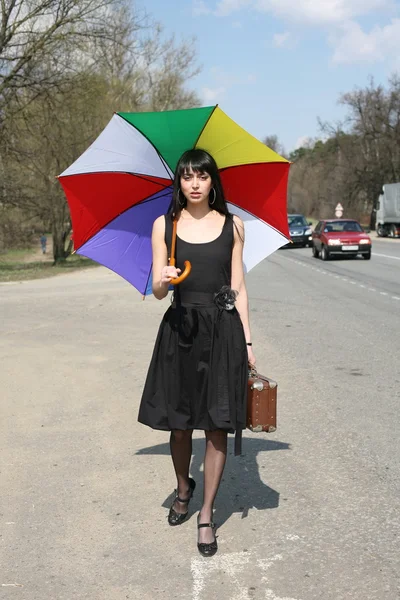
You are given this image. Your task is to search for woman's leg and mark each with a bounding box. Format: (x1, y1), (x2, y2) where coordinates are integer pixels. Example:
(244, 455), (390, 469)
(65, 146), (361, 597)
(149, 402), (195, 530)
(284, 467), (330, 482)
(170, 429), (194, 514)
(198, 429), (228, 543)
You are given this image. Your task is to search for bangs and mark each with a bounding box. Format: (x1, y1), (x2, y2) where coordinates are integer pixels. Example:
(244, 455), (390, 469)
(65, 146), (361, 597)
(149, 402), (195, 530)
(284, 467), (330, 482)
(180, 163), (208, 176)
(177, 150), (212, 176)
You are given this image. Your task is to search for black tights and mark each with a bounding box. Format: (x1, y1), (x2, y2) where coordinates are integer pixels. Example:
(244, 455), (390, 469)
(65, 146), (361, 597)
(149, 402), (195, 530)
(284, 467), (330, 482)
(170, 429), (227, 541)
(170, 429), (193, 506)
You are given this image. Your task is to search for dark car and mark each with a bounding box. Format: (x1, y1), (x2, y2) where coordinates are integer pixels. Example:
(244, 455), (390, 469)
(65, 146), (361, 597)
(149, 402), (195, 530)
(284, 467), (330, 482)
(312, 219), (372, 260)
(285, 214), (313, 247)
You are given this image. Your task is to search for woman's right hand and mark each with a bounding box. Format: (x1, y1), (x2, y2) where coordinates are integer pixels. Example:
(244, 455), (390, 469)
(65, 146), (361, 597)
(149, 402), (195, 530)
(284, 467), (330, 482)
(161, 265), (181, 284)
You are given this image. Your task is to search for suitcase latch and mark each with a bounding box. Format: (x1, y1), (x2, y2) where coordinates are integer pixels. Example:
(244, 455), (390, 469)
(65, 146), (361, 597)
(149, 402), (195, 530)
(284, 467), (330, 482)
(251, 380), (264, 391)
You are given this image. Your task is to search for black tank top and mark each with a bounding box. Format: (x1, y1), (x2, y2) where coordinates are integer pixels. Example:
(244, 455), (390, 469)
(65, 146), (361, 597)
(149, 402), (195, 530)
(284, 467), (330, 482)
(164, 214), (234, 295)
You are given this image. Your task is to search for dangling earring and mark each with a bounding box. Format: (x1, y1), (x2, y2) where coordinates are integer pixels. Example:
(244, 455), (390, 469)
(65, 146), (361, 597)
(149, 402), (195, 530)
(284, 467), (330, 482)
(178, 189), (186, 208)
(209, 188), (216, 206)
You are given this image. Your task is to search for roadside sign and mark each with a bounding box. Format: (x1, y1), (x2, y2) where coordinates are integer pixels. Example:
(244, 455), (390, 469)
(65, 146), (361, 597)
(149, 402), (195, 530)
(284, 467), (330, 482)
(335, 203), (343, 218)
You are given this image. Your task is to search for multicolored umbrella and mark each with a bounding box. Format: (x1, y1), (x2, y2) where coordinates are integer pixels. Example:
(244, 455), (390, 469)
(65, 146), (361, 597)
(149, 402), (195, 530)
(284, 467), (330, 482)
(59, 106), (290, 295)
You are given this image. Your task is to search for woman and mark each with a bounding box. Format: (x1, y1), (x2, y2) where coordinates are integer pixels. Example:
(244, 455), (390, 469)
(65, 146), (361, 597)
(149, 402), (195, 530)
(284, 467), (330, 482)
(138, 149), (255, 557)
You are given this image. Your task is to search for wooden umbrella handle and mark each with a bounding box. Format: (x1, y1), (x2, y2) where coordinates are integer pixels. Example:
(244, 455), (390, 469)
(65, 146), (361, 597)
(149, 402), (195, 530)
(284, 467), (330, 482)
(169, 218), (192, 285)
(170, 260), (192, 284)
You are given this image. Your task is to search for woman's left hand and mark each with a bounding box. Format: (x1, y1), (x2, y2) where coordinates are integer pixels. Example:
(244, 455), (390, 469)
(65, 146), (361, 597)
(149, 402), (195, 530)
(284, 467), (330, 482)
(247, 345), (256, 367)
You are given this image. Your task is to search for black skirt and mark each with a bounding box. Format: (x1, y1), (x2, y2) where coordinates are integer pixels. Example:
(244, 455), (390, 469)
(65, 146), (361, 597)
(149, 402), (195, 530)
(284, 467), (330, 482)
(138, 291), (248, 452)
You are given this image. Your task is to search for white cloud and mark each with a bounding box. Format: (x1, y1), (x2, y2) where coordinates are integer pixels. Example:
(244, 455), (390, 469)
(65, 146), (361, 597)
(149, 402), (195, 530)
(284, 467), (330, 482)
(202, 67), (256, 103)
(272, 31), (291, 47)
(197, 0), (393, 22)
(255, 0), (392, 25)
(192, 0), (211, 15)
(202, 86), (226, 102)
(214, 0), (251, 17)
(195, 0), (399, 65)
(332, 18), (400, 64)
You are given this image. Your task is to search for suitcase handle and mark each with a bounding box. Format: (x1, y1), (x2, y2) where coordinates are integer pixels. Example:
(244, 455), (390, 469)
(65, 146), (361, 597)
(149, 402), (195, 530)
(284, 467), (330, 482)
(248, 363), (257, 378)
(248, 364), (277, 389)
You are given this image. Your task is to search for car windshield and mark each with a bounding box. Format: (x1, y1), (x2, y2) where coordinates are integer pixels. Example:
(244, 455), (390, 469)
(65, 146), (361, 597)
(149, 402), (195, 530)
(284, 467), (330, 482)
(288, 216), (308, 227)
(324, 221), (363, 233)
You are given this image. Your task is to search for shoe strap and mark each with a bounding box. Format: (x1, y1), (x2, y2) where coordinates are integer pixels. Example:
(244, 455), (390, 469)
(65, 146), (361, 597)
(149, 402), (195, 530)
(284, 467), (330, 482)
(198, 522), (215, 529)
(175, 489), (192, 503)
(176, 495), (190, 503)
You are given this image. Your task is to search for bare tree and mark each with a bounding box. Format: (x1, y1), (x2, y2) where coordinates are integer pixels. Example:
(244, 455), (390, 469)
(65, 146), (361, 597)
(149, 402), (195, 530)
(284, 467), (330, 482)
(1, 77), (106, 260)
(0, 0), (128, 115)
(263, 134), (286, 158)
(288, 76), (400, 225)
(338, 77), (400, 226)
(0, 1), (202, 261)
(92, 13), (201, 112)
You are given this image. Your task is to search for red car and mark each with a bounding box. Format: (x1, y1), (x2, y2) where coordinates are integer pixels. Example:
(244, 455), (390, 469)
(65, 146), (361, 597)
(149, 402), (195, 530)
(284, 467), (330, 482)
(312, 219), (372, 260)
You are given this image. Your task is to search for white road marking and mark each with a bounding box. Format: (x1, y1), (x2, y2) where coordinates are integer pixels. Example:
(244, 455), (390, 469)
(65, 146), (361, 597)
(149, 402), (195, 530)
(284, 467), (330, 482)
(373, 252), (400, 261)
(191, 552), (250, 600)
(191, 551), (301, 600)
(258, 557), (300, 600)
(264, 591), (299, 600)
(282, 255), (399, 303)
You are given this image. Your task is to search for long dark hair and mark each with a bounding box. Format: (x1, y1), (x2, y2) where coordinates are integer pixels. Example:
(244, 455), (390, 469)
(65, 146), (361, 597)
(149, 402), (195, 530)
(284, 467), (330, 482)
(169, 149), (228, 217)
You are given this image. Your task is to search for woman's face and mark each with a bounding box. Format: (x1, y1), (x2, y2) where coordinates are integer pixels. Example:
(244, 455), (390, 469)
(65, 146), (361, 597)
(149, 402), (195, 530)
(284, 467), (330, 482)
(180, 167), (213, 206)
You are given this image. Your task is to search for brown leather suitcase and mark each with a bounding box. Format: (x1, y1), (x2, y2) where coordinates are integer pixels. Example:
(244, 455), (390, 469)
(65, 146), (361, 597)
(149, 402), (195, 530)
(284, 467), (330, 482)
(247, 369), (277, 432)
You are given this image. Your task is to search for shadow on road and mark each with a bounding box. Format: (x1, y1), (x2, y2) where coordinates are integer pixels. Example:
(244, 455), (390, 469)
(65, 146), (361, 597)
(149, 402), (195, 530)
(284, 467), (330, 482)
(136, 437), (290, 527)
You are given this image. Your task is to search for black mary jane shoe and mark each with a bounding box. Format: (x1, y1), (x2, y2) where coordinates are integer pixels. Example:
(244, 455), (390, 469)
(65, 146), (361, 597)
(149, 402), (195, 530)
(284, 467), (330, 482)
(168, 477), (196, 526)
(197, 517), (218, 557)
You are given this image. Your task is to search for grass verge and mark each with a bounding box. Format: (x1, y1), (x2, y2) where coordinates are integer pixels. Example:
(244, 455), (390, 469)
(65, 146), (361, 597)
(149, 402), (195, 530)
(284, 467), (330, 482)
(0, 254), (98, 283)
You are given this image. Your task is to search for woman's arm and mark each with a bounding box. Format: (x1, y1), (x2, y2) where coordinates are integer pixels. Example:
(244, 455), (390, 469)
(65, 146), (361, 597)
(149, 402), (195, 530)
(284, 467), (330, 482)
(151, 216), (181, 300)
(231, 215), (256, 365)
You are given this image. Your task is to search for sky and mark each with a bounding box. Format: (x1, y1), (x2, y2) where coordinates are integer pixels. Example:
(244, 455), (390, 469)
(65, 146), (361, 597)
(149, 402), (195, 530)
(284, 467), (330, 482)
(144, 0), (400, 153)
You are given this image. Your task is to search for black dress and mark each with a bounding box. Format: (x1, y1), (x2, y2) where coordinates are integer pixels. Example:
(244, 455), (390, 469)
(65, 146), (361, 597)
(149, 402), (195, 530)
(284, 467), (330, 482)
(138, 214), (248, 454)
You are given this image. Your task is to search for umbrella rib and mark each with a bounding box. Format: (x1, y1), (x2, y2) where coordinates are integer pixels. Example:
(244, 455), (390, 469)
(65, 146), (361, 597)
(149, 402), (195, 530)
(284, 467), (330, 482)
(60, 171), (172, 186)
(193, 104), (218, 148)
(218, 161), (289, 172)
(117, 113), (173, 180)
(74, 186), (174, 251)
(143, 263), (153, 298)
(227, 201), (291, 241)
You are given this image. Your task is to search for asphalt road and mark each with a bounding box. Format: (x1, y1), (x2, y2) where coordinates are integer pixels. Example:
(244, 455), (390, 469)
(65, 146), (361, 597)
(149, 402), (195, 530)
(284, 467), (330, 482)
(1, 237), (400, 600)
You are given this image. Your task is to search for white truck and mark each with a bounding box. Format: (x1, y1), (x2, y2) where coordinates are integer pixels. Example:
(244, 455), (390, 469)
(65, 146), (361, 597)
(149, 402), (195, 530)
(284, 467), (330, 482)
(376, 183), (400, 237)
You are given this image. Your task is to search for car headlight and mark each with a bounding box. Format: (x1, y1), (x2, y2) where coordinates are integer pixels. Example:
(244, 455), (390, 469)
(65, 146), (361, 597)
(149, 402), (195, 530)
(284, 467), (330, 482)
(328, 239), (341, 246)
(359, 239), (371, 244)
(305, 228), (312, 235)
